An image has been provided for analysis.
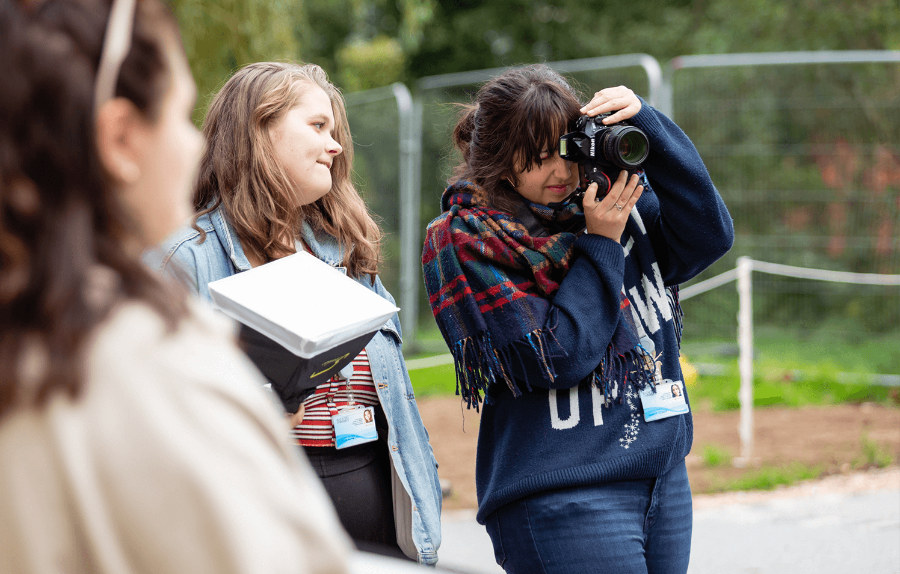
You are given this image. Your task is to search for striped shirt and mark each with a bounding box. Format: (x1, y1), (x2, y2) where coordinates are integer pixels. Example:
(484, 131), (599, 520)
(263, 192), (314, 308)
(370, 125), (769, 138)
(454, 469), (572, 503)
(291, 349), (380, 447)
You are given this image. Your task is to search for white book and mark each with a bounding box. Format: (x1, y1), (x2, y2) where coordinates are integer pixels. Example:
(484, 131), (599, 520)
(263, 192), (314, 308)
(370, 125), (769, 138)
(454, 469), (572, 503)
(208, 251), (399, 359)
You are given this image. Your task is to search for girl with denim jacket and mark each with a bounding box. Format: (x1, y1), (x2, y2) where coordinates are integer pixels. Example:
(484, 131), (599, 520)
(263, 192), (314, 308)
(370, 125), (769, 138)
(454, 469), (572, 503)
(148, 62), (441, 564)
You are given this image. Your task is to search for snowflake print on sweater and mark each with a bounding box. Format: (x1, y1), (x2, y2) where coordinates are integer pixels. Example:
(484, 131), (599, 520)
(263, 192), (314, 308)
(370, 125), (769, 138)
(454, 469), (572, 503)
(619, 387), (642, 449)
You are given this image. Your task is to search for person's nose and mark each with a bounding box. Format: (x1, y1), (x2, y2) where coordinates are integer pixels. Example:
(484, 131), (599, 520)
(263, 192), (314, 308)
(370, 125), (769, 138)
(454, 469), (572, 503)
(327, 134), (342, 156)
(551, 152), (571, 178)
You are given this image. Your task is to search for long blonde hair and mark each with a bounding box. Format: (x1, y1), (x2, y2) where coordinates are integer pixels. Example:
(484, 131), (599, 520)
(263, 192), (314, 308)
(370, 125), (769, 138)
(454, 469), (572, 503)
(194, 62), (381, 280)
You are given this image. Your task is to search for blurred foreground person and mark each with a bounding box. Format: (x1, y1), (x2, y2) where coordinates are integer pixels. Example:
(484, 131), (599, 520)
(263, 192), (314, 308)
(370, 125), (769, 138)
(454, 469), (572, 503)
(148, 62), (442, 564)
(422, 65), (734, 573)
(0, 0), (351, 572)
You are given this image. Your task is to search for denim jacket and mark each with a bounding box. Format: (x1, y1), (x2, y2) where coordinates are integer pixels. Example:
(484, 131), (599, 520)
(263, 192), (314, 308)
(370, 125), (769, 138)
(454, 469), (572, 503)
(145, 207), (442, 565)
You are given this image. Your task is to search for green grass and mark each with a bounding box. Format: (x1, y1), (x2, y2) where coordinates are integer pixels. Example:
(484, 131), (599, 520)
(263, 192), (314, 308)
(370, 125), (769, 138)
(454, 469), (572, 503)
(682, 326), (899, 373)
(682, 329), (900, 411)
(701, 432), (896, 493)
(710, 463), (825, 492)
(408, 361), (457, 398)
(753, 326), (899, 374)
(857, 433), (896, 469)
(701, 444), (733, 468)
(685, 364), (898, 412)
(406, 324), (900, 410)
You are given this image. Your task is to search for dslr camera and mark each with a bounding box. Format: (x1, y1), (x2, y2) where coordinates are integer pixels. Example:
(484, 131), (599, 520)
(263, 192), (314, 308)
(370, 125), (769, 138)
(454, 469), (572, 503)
(558, 113), (650, 207)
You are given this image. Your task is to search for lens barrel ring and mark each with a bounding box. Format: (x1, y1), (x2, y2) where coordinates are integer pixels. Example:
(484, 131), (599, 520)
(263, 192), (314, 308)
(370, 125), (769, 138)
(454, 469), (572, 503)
(599, 125), (649, 169)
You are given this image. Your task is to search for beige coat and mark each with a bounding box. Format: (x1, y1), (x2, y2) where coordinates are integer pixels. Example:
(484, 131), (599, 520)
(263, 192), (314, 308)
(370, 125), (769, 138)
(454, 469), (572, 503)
(0, 301), (352, 574)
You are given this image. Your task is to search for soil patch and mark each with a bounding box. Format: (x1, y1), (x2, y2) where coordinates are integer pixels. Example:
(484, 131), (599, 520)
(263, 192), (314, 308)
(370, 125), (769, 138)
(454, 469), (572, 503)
(417, 397), (900, 510)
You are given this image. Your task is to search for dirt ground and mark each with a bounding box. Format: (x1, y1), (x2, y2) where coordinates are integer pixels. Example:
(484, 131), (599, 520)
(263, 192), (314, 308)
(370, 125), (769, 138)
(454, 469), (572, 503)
(416, 396), (900, 510)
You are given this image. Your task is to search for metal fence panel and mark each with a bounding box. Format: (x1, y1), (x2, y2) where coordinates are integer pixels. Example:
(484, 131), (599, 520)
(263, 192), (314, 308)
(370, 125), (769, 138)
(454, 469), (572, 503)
(345, 51), (899, 366)
(345, 86), (405, 307)
(668, 53), (900, 373)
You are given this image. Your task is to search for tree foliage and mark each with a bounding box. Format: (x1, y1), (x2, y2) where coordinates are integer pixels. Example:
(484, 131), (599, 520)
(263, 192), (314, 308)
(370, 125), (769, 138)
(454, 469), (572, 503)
(171, 0), (301, 117)
(293, 0), (435, 90)
(170, 0), (899, 102)
(409, 0), (900, 79)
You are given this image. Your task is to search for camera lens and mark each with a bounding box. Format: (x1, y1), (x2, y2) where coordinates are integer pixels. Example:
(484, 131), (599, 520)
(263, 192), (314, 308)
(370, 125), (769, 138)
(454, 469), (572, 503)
(601, 126), (649, 168)
(619, 131), (648, 164)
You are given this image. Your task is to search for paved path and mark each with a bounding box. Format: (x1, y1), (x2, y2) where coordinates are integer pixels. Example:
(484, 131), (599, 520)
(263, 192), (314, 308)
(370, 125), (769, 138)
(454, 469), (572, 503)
(438, 509), (502, 574)
(436, 468), (900, 574)
(690, 487), (899, 574)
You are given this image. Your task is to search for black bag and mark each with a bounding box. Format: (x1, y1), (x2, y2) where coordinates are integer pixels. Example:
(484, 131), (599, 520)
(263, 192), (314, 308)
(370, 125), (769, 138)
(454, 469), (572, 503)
(237, 324), (377, 414)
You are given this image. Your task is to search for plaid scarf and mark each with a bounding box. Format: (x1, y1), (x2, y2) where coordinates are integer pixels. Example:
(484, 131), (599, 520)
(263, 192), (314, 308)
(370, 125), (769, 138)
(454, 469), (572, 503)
(422, 180), (656, 409)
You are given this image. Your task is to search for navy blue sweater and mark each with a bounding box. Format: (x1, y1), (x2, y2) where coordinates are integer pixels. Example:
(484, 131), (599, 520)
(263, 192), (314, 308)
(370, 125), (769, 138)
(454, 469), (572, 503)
(473, 100), (734, 524)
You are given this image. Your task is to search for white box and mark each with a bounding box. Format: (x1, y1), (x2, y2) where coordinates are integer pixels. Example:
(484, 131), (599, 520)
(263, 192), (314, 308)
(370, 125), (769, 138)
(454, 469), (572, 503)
(208, 251), (399, 359)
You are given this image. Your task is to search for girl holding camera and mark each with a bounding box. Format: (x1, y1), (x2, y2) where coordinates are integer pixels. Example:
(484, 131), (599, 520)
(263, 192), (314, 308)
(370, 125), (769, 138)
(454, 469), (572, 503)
(422, 64), (733, 573)
(148, 62), (441, 564)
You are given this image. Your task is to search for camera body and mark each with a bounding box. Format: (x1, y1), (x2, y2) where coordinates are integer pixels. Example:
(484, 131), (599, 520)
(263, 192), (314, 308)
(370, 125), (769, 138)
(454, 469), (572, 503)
(558, 113), (650, 207)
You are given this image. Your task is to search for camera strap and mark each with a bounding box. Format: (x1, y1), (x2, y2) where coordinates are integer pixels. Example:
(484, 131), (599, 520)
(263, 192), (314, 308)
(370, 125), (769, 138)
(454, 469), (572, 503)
(511, 201), (550, 238)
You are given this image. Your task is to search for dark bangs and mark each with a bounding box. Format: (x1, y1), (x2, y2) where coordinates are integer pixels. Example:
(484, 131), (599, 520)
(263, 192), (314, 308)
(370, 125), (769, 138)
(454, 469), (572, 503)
(512, 81), (582, 172)
(449, 64), (584, 213)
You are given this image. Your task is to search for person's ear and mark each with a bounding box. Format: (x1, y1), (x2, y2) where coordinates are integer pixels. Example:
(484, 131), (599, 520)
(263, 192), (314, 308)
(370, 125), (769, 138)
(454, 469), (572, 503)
(95, 98), (144, 185)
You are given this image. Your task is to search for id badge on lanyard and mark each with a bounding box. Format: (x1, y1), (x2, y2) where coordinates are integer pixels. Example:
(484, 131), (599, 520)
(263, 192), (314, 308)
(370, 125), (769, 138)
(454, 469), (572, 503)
(639, 380), (689, 422)
(331, 363), (377, 449)
(637, 336), (689, 422)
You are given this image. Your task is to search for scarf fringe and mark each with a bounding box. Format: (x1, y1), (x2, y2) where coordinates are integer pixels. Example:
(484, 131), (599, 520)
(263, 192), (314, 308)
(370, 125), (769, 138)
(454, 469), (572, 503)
(450, 328), (561, 411)
(593, 344), (656, 407)
(450, 328), (659, 411)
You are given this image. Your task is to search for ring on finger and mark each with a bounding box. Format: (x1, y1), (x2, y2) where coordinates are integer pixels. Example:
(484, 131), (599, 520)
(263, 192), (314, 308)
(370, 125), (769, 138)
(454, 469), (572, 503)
(614, 202), (624, 211)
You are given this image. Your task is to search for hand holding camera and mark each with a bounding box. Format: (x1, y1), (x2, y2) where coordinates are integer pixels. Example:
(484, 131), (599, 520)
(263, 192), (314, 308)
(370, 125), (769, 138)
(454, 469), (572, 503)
(581, 171), (644, 242)
(558, 86), (649, 207)
(581, 86), (643, 123)
(555, 86), (646, 240)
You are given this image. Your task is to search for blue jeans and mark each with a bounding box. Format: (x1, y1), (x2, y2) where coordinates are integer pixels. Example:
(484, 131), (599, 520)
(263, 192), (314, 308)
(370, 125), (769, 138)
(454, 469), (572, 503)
(484, 460), (692, 574)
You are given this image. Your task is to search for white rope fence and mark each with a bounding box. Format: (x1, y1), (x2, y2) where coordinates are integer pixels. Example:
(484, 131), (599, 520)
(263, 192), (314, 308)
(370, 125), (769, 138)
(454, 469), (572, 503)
(679, 268), (739, 300)
(407, 257), (900, 466)
(681, 259), (900, 302)
(682, 256), (900, 466)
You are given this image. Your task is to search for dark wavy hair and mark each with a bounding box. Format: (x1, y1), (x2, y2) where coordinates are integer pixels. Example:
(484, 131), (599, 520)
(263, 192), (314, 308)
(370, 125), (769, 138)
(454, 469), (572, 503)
(0, 0), (187, 419)
(450, 64), (583, 212)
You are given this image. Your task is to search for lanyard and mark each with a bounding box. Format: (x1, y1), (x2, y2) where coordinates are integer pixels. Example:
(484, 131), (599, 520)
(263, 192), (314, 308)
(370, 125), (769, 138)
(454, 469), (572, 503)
(336, 362), (356, 409)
